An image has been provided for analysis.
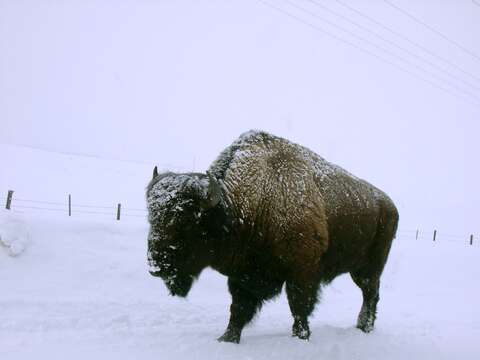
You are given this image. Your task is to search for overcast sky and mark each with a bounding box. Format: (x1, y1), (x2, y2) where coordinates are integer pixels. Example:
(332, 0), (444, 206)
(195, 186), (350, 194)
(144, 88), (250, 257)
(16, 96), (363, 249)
(1, 0), (479, 232)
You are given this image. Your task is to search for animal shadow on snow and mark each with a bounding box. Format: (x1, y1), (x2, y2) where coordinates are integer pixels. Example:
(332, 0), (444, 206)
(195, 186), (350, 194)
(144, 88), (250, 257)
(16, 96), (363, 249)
(242, 324), (367, 345)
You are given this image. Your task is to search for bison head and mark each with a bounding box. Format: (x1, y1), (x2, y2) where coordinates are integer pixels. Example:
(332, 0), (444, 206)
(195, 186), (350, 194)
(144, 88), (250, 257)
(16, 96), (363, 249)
(146, 167), (221, 297)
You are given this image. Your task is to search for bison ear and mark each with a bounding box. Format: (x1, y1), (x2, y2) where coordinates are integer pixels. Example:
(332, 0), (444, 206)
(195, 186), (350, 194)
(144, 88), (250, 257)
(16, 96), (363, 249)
(204, 171), (222, 208)
(152, 166), (158, 179)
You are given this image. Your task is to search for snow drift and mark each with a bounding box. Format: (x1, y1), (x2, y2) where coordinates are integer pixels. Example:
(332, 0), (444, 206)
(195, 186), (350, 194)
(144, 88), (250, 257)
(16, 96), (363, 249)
(0, 212), (30, 256)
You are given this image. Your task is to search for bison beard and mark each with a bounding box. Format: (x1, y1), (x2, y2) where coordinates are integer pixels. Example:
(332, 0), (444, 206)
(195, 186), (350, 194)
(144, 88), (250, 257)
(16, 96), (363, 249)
(146, 130), (399, 344)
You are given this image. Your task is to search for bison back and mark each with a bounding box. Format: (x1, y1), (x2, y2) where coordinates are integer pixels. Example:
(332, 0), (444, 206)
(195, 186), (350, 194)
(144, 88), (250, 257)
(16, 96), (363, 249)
(210, 131), (395, 272)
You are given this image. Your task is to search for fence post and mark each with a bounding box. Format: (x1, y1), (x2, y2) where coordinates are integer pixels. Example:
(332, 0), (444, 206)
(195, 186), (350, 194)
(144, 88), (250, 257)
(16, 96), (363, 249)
(5, 190), (14, 210)
(433, 230), (437, 241)
(416, 229), (419, 240)
(68, 194), (72, 216)
(117, 203), (121, 221)
(470, 234), (474, 246)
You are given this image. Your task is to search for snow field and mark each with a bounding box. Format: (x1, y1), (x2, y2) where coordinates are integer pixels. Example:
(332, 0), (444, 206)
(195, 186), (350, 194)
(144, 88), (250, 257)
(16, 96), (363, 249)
(1, 210), (479, 360)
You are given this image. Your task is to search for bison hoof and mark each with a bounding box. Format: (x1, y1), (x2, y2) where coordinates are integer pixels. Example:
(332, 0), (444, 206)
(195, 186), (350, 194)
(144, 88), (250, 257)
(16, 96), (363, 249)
(357, 323), (374, 333)
(217, 330), (241, 344)
(292, 322), (310, 341)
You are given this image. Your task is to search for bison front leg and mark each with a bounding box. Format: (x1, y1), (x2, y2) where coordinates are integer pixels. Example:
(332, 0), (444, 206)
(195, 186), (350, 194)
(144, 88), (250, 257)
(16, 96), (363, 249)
(217, 278), (262, 344)
(286, 280), (320, 341)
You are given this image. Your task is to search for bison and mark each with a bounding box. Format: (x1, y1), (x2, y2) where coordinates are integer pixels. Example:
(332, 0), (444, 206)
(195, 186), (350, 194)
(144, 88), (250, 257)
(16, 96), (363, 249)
(146, 130), (398, 343)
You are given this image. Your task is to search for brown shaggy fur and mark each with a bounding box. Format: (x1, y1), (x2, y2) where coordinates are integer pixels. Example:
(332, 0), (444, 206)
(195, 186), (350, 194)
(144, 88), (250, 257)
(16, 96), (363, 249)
(146, 130), (399, 343)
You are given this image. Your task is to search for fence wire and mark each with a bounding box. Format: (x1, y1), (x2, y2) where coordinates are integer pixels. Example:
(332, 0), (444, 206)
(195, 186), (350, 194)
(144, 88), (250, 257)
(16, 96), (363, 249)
(12, 197), (147, 213)
(2, 191), (477, 244)
(3, 192), (147, 220)
(396, 230), (477, 246)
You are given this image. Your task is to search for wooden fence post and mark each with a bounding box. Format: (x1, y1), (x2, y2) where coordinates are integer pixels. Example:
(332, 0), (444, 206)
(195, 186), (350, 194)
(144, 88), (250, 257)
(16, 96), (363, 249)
(470, 234), (474, 246)
(68, 194), (72, 216)
(415, 229), (419, 240)
(117, 204), (121, 221)
(5, 190), (14, 210)
(433, 230), (437, 241)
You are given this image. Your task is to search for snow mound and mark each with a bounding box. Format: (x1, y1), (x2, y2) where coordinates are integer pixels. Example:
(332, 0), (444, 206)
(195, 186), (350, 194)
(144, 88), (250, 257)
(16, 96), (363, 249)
(0, 211), (31, 256)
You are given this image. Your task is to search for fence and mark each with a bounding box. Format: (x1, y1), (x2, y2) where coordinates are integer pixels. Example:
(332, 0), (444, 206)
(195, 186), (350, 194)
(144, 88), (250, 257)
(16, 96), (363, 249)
(2, 189), (477, 246)
(2, 190), (147, 221)
(396, 229), (476, 246)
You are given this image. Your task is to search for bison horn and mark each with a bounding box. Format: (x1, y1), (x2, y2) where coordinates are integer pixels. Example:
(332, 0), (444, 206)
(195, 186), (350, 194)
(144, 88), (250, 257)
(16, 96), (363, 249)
(152, 166), (158, 179)
(205, 171), (222, 208)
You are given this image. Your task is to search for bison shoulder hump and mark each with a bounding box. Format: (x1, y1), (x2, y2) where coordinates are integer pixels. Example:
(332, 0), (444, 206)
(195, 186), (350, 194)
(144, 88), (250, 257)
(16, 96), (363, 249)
(210, 131), (328, 240)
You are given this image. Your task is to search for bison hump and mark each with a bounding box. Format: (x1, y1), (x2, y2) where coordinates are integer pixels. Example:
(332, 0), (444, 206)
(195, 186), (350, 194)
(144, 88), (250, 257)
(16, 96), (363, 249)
(210, 131), (330, 257)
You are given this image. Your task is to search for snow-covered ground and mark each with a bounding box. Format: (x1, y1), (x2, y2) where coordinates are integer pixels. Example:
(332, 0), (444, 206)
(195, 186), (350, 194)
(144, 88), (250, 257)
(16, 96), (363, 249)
(1, 144), (479, 360)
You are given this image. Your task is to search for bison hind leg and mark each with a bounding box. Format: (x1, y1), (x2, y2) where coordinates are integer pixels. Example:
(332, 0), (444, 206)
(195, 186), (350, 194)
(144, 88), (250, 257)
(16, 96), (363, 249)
(350, 273), (380, 333)
(351, 205), (397, 333)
